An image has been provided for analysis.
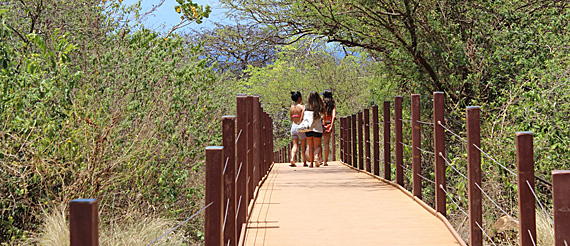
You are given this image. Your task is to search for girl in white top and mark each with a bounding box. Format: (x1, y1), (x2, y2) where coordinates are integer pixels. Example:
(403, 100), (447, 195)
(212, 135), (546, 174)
(304, 91), (325, 167)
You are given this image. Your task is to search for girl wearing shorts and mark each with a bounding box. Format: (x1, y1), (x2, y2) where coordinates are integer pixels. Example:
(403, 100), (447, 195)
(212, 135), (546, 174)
(305, 91), (325, 167)
(289, 91), (307, 167)
(322, 90), (336, 166)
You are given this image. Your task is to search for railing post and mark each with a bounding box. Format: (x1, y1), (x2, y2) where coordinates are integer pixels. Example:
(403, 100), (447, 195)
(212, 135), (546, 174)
(268, 116), (273, 167)
(352, 114), (357, 168)
(263, 112), (268, 176)
(395, 96), (403, 186)
(206, 146), (224, 246)
(340, 118), (344, 163)
(70, 199), (98, 246)
(466, 106), (482, 246)
(344, 117), (348, 164)
(516, 131), (536, 246)
(553, 170), (570, 246)
(433, 92), (446, 216)
(246, 96), (254, 203)
(236, 95), (248, 238)
(252, 97), (261, 189)
(373, 105), (380, 176)
(222, 116), (236, 246)
(347, 116), (352, 166)
(383, 101), (391, 181)
(364, 108), (371, 173)
(411, 95), (421, 198)
(358, 111), (364, 170)
(287, 142), (290, 164)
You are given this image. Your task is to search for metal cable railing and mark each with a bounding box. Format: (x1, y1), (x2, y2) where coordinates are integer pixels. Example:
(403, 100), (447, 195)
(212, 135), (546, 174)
(526, 180), (554, 225)
(417, 120), (434, 125)
(335, 94), (568, 246)
(439, 152), (467, 179)
(474, 182), (519, 224)
(440, 184), (469, 217)
(438, 121), (467, 143)
(146, 202), (213, 246)
(475, 221), (498, 246)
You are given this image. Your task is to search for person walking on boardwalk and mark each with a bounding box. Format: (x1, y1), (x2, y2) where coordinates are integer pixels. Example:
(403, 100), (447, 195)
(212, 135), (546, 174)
(321, 90), (336, 166)
(304, 91), (325, 167)
(289, 91), (307, 167)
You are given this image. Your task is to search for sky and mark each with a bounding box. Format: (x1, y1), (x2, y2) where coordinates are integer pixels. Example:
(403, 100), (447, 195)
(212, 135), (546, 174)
(122, 0), (231, 32)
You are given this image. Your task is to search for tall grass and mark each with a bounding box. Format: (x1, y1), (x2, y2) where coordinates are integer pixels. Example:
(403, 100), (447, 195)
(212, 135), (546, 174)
(33, 206), (192, 246)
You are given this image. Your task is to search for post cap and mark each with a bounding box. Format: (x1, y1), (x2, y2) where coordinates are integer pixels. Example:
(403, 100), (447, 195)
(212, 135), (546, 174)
(205, 146), (224, 151)
(70, 199), (97, 204)
(516, 131), (533, 136)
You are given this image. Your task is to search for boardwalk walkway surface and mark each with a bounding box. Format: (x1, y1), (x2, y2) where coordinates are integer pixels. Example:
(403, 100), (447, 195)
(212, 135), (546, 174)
(243, 161), (461, 246)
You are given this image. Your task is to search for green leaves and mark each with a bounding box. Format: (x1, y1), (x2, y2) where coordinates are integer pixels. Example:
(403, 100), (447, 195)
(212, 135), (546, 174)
(174, 0), (211, 24)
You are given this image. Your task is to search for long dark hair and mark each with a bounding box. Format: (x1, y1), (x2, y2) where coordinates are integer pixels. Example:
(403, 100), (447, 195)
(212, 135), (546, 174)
(323, 90), (335, 114)
(290, 91), (302, 102)
(307, 91), (324, 120)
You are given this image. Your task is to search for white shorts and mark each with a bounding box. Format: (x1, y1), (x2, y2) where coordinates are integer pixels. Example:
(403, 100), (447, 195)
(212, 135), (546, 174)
(291, 123), (307, 140)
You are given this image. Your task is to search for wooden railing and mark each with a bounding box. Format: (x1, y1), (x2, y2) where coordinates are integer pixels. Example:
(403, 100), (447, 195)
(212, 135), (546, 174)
(66, 92), (570, 246)
(338, 92), (570, 246)
(67, 94), (275, 246)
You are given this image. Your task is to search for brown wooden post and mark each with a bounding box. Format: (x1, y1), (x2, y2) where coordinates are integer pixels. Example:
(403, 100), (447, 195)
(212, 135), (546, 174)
(466, 106), (482, 246)
(222, 116), (236, 246)
(286, 141), (293, 162)
(383, 101), (391, 181)
(411, 95), (421, 198)
(236, 95), (248, 237)
(344, 117), (348, 164)
(246, 96), (254, 203)
(553, 170), (570, 246)
(516, 131), (536, 246)
(352, 114), (357, 168)
(395, 96), (404, 186)
(373, 105), (380, 176)
(358, 111), (364, 170)
(339, 118), (344, 163)
(70, 199), (98, 246)
(346, 115), (352, 165)
(364, 108), (371, 172)
(252, 97), (261, 188)
(262, 112), (268, 176)
(206, 146), (224, 246)
(433, 92), (446, 216)
(269, 117), (275, 165)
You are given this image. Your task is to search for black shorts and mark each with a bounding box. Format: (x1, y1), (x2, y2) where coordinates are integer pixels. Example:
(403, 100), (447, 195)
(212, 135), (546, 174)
(305, 131), (323, 138)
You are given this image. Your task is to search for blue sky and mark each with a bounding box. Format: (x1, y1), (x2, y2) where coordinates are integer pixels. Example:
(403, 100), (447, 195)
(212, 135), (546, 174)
(123, 0), (231, 31)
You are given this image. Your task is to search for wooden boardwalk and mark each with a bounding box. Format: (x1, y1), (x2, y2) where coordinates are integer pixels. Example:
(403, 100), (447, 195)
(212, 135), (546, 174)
(243, 161), (463, 246)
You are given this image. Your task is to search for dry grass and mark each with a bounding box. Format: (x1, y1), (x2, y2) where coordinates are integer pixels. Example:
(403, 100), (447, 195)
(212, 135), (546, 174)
(536, 208), (554, 246)
(32, 206), (190, 246)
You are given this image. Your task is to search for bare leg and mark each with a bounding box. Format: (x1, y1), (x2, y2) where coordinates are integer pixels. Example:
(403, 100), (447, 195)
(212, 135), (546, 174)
(300, 139), (308, 166)
(307, 136), (315, 167)
(313, 136), (322, 167)
(323, 132), (331, 165)
(290, 139), (299, 167)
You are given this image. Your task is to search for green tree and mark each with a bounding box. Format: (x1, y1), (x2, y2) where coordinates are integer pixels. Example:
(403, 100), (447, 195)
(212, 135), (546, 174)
(186, 23), (283, 75)
(243, 38), (392, 144)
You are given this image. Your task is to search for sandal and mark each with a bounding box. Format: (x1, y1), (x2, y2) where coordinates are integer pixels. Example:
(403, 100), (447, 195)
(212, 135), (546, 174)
(303, 163), (308, 167)
(289, 161), (297, 167)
